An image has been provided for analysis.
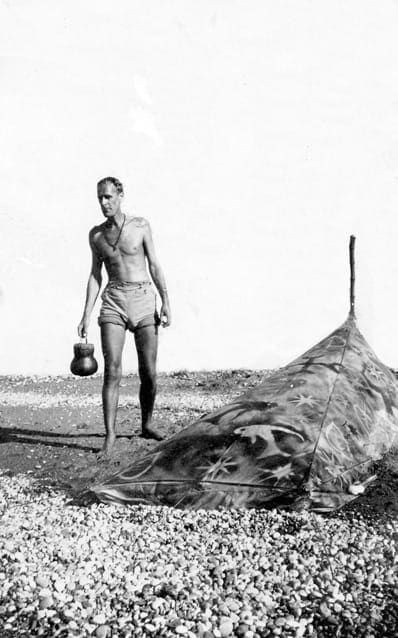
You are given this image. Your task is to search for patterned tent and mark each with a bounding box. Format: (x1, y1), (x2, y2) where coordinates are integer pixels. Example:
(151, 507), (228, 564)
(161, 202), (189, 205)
(92, 238), (398, 511)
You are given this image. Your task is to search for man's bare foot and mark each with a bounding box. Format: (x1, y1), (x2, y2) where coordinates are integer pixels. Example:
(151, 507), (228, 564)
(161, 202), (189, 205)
(140, 426), (164, 441)
(96, 433), (116, 460)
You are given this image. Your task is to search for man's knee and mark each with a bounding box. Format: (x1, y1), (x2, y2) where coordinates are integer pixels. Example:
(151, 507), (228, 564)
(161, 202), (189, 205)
(104, 361), (122, 383)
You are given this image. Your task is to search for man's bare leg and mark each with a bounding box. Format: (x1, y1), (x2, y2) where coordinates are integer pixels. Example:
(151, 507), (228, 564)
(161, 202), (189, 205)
(134, 324), (163, 440)
(99, 322), (126, 457)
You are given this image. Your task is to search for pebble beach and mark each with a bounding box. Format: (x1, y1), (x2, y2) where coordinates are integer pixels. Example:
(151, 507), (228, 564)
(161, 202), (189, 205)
(1, 373), (398, 637)
(1, 470), (397, 638)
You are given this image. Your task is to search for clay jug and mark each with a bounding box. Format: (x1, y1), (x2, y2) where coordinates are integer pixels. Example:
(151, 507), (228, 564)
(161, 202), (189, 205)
(70, 339), (98, 376)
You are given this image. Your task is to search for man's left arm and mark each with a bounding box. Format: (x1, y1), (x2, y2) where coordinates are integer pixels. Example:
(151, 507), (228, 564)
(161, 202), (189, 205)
(143, 221), (171, 327)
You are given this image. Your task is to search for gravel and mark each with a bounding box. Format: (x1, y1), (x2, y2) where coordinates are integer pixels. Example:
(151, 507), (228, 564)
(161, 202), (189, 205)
(0, 389), (225, 412)
(1, 471), (397, 637)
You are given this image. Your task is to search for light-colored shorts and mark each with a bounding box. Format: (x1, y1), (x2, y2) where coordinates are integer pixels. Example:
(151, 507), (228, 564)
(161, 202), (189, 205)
(98, 281), (159, 332)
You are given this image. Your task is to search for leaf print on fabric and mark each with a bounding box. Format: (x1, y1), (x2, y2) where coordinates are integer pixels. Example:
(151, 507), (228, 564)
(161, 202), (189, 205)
(262, 462), (293, 485)
(364, 361), (387, 384)
(114, 451), (162, 482)
(289, 394), (319, 408)
(198, 450), (237, 482)
(322, 421), (353, 456)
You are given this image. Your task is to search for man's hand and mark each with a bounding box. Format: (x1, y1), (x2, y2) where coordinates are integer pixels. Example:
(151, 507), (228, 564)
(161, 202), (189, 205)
(77, 318), (89, 339)
(160, 303), (171, 328)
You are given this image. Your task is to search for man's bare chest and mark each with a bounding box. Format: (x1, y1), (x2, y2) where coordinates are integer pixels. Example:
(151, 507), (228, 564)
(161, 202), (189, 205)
(95, 222), (144, 259)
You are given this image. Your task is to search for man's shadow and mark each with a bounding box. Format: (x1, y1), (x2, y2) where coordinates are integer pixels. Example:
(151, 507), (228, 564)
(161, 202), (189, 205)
(0, 425), (131, 452)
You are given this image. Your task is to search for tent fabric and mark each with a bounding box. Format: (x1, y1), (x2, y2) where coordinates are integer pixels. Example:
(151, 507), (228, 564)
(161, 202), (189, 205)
(91, 315), (398, 512)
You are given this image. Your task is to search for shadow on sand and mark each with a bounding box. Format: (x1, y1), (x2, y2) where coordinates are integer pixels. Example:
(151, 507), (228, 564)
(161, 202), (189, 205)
(0, 426), (134, 452)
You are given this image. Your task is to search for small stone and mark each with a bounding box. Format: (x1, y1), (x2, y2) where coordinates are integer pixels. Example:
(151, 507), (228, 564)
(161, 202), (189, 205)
(39, 596), (52, 610)
(175, 626), (188, 635)
(219, 619), (234, 637)
(46, 610), (57, 619)
(240, 611), (253, 624)
(95, 626), (110, 638)
(320, 602), (332, 618)
(141, 584), (153, 598)
(63, 609), (74, 619)
(35, 575), (50, 588)
(168, 617), (181, 629)
(196, 623), (209, 636)
(54, 579), (65, 592)
(225, 598), (240, 612)
(93, 613), (107, 625)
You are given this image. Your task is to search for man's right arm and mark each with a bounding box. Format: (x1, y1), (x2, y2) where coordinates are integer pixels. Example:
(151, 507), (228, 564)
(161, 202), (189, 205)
(77, 231), (103, 338)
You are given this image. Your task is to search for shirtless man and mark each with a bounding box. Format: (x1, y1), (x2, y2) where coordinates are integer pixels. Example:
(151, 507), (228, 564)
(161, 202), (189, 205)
(78, 176), (171, 457)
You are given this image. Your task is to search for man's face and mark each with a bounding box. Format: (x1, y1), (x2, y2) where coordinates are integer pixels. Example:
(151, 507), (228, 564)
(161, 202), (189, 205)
(97, 182), (123, 219)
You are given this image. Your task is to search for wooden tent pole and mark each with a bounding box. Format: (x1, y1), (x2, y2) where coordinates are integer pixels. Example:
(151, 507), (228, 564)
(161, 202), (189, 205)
(349, 235), (356, 317)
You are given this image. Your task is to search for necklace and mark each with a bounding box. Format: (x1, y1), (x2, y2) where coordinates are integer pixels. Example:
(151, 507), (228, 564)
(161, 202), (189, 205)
(104, 214), (126, 250)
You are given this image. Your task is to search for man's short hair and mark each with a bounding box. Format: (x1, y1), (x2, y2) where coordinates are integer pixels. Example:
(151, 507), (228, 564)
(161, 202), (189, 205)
(97, 176), (124, 195)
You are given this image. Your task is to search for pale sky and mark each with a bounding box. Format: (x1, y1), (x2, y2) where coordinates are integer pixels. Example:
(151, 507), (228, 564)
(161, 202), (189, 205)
(1, 0), (398, 375)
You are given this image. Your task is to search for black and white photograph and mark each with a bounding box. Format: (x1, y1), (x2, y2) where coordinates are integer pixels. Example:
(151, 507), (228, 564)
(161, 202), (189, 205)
(0, 1), (397, 636)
